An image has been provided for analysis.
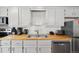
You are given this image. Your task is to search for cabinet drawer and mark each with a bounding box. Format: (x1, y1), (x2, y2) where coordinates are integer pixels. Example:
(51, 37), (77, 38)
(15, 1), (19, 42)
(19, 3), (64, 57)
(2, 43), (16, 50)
(12, 40), (22, 46)
(0, 8), (8, 16)
(38, 40), (51, 47)
(23, 40), (37, 47)
(1, 40), (10, 46)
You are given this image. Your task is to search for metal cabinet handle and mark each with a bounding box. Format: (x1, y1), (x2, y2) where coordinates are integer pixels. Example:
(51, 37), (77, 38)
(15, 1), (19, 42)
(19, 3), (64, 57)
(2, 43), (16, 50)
(39, 48), (41, 52)
(8, 48), (10, 51)
(36, 47), (38, 53)
(12, 47), (14, 53)
(1, 48), (2, 53)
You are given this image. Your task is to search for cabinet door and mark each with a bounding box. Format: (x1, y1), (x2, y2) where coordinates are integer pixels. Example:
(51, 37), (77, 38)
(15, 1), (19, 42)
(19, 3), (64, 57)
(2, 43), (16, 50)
(24, 47), (37, 53)
(12, 47), (22, 53)
(12, 40), (22, 47)
(21, 7), (31, 27)
(0, 8), (8, 16)
(23, 40), (37, 47)
(31, 11), (46, 26)
(8, 7), (19, 27)
(38, 40), (51, 47)
(64, 8), (74, 17)
(1, 47), (10, 53)
(38, 40), (51, 53)
(38, 47), (51, 53)
(55, 8), (64, 27)
(46, 7), (55, 26)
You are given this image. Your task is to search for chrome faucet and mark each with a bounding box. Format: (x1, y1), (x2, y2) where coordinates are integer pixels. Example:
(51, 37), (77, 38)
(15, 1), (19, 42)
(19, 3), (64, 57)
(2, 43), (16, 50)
(35, 30), (39, 37)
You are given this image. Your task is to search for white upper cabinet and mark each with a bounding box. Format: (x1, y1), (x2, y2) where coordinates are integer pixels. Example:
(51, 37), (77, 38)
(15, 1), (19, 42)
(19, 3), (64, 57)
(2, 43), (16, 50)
(73, 8), (79, 17)
(64, 7), (79, 17)
(20, 7), (31, 27)
(64, 8), (74, 17)
(8, 7), (19, 27)
(46, 7), (55, 26)
(31, 10), (46, 26)
(55, 8), (64, 27)
(0, 7), (8, 16)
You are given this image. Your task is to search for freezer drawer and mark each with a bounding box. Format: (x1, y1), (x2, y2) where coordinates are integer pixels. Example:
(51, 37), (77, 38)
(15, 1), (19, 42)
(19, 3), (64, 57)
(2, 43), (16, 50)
(52, 42), (70, 53)
(73, 38), (79, 53)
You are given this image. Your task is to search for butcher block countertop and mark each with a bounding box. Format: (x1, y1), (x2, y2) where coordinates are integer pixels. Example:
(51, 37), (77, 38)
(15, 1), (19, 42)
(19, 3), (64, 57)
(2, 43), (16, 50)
(0, 34), (72, 41)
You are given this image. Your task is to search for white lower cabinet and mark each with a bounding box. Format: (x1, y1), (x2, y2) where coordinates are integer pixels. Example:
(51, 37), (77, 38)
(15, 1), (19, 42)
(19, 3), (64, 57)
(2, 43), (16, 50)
(12, 40), (23, 53)
(1, 40), (11, 53)
(1, 47), (10, 53)
(0, 40), (52, 53)
(12, 47), (22, 53)
(24, 47), (37, 53)
(23, 40), (51, 53)
(23, 40), (37, 53)
(38, 40), (51, 53)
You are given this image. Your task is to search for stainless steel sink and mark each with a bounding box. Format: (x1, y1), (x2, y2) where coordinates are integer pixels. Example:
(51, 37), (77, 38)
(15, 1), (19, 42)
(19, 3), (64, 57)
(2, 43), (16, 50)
(38, 35), (48, 38)
(28, 34), (48, 38)
(28, 35), (38, 38)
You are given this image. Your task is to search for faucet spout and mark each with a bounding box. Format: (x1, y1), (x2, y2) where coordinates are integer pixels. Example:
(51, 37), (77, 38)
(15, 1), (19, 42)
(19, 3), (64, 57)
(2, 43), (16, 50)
(35, 30), (39, 37)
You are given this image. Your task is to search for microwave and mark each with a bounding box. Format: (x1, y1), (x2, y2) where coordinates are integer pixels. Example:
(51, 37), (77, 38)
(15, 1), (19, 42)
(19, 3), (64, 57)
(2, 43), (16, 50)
(0, 17), (8, 25)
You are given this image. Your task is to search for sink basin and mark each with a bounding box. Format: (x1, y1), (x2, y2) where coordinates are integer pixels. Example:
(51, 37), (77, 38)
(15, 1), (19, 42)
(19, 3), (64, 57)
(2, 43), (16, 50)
(28, 35), (38, 38)
(38, 35), (48, 38)
(28, 34), (48, 38)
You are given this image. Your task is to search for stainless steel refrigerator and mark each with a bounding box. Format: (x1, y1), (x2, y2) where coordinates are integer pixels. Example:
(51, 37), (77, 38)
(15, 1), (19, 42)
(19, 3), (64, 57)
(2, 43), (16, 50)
(64, 20), (79, 52)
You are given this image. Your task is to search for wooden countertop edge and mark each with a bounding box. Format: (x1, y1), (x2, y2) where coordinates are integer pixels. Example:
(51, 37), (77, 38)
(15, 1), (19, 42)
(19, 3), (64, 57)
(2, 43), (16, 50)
(0, 34), (72, 41)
